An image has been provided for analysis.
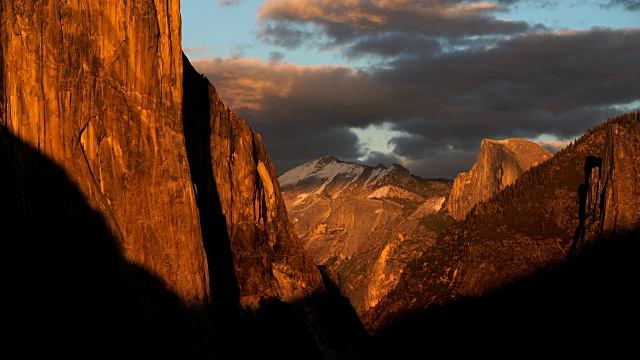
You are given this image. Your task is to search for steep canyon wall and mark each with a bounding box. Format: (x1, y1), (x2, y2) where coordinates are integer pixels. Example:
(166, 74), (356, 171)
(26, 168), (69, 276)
(1, 1), (328, 357)
(1, 1), (215, 356)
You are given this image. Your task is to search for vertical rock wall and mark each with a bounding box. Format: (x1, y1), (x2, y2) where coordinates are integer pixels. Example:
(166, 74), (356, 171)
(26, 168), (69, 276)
(1, 1), (351, 356)
(183, 59), (324, 312)
(1, 1), (215, 356)
(1, 0), (208, 304)
(574, 117), (640, 254)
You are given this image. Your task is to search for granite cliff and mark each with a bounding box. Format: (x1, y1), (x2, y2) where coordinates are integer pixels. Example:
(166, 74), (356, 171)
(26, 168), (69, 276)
(572, 120), (640, 255)
(183, 60), (371, 359)
(1, 1), (366, 358)
(279, 156), (453, 316)
(447, 138), (552, 220)
(2, 1), (214, 357)
(183, 55), (324, 313)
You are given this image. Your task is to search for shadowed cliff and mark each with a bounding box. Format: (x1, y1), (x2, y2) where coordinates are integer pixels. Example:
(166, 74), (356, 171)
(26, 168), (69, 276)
(0, 127), (217, 358)
(182, 54), (324, 311)
(182, 52), (242, 334)
(182, 54), (372, 359)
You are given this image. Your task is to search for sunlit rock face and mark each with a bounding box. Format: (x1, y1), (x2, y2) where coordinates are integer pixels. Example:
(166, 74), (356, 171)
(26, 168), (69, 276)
(1, 0), (208, 301)
(1, 1), (358, 357)
(447, 138), (553, 221)
(280, 156), (453, 315)
(1, 0), (215, 356)
(572, 120), (640, 255)
(182, 59), (325, 312)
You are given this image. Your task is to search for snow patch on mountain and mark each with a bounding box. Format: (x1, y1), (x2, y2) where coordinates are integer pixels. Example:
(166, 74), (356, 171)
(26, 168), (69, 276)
(365, 167), (393, 187)
(279, 156), (364, 188)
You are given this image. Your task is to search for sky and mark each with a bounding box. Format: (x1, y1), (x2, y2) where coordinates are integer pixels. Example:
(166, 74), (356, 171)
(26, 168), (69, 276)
(181, 0), (640, 179)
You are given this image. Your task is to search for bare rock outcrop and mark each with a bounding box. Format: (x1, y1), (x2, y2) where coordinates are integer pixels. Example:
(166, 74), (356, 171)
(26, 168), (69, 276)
(572, 119), (640, 255)
(447, 138), (552, 220)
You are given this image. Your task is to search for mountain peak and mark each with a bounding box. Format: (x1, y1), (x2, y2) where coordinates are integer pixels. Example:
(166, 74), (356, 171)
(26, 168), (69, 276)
(389, 163), (409, 173)
(447, 137), (552, 220)
(280, 156), (422, 190)
(481, 138), (552, 160)
(317, 155), (340, 164)
(279, 156), (365, 188)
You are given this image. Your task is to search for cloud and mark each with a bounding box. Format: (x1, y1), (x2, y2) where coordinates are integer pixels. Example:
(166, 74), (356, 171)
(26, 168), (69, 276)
(600, 0), (640, 11)
(229, 45), (247, 59)
(256, 0), (537, 61)
(191, 25), (640, 179)
(183, 46), (211, 55)
(218, 0), (243, 6)
(190, 1), (640, 179)
(191, 56), (379, 173)
(269, 51), (286, 64)
(537, 140), (572, 153)
(359, 151), (407, 169)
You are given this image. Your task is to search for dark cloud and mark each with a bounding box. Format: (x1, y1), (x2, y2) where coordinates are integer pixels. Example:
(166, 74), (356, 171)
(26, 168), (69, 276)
(257, 21), (319, 49)
(190, 1), (640, 179)
(268, 51), (286, 64)
(601, 0), (640, 11)
(378, 27), (640, 112)
(229, 46), (246, 59)
(342, 32), (442, 61)
(512, 1), (561, 10)
(257, 0), (538, 61)
(251, 119), (362, 177)
(410, 150), (480, 180)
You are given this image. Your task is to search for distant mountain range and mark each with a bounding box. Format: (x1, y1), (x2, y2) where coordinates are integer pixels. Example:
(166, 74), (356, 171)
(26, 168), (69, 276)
(278, 137), (553, 318)
(278, 138), (552, 315)
(279, 156), (452, 315)
(280, 114), (639, 355)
